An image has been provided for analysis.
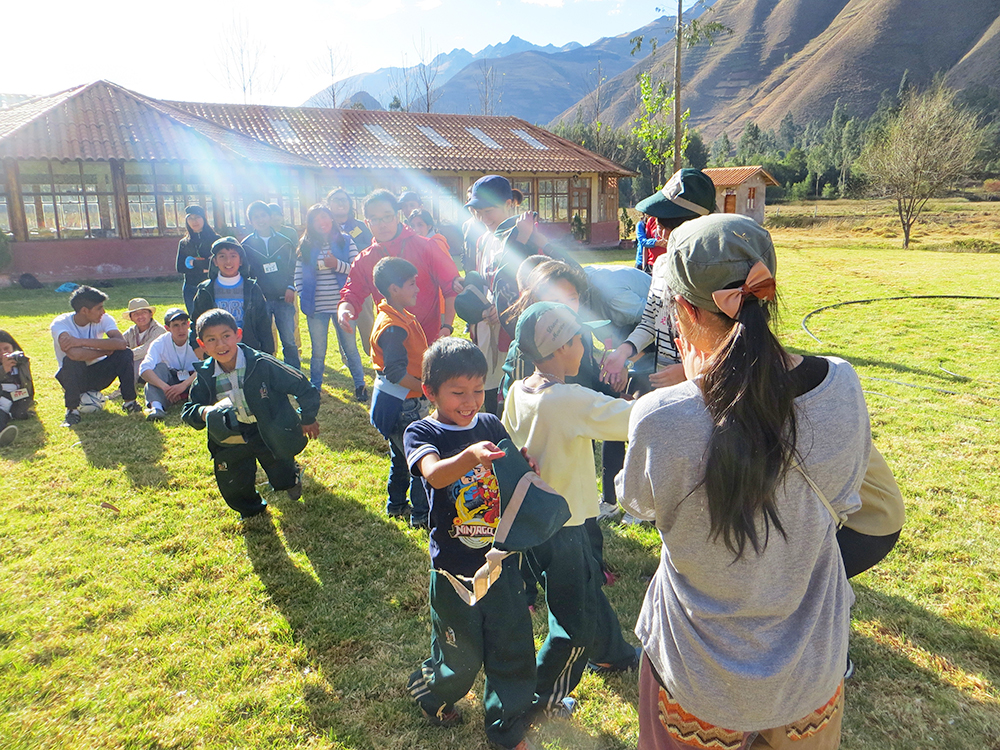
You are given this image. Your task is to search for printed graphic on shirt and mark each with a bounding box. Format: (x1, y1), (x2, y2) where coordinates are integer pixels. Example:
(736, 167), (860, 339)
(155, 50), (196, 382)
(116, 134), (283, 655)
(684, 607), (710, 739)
(216, 297), (245, 325)
(449, 464), (501, 549)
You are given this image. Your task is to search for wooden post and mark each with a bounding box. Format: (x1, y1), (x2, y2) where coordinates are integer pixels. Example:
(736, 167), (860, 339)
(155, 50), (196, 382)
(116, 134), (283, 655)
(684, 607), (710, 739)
(110, 160), (132, 240)
(4, 158), (28, 242)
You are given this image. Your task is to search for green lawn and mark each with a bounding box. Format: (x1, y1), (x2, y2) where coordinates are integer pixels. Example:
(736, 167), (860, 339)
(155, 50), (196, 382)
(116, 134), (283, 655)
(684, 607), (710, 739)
(1, 237), (999, 749)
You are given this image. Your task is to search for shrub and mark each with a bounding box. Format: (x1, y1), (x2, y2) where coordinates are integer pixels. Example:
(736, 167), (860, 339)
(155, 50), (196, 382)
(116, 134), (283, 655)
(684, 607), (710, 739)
(619, 208), (635, 240)
(0, 232), (11, 271)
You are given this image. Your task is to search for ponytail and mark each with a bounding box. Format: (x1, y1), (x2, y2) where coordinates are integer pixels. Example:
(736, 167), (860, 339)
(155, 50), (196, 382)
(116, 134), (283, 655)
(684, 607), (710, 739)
(699, 297), (797, 560)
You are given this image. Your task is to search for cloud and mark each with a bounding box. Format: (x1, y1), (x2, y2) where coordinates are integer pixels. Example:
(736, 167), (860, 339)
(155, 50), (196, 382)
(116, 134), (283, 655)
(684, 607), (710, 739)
(520, 0), (564, 6)
(417, 0), (442, 8)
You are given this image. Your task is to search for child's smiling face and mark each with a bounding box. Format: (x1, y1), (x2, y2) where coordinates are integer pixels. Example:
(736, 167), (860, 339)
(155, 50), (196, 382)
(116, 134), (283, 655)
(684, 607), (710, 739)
(427, 375), (485, 427)
(198, 324), (242, 370)
(214, 247), (242, 277)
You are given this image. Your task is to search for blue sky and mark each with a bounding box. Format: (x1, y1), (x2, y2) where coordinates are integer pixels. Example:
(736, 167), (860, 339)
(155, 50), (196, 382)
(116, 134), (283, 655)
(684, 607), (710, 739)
(2, 0), (698, 106)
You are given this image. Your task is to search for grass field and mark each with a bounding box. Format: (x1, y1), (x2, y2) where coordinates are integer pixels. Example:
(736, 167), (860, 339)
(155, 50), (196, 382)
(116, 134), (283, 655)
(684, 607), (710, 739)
(1, 211), (999, 748)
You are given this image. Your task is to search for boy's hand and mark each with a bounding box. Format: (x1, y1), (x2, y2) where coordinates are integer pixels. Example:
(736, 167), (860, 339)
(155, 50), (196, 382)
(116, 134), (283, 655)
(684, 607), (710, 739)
(284, 289), (295, 304)
(467, 441), (505, 472)
(514, 211), (535, 243)
(302, 421), (319, 439)
(648, 363), (686, 389)
(337, 303), (356, 333)
(520, 447), (540, 475)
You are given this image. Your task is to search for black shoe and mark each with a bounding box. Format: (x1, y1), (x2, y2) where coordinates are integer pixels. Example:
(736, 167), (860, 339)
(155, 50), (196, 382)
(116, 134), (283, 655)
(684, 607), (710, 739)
(286, 467), (303, 501)
(587, 645), (641, 674)
(355, 385), (369, 402)
(62, 410), (82, 427)
(410, 515), (429, 529)
(0, 425), (17, 447)
(387, 503), (411, 519)
(123, 400), (143, 414)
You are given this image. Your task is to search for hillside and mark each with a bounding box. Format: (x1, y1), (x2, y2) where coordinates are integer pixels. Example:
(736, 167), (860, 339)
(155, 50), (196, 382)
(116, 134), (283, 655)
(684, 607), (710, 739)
(553, 0), (1000, 139)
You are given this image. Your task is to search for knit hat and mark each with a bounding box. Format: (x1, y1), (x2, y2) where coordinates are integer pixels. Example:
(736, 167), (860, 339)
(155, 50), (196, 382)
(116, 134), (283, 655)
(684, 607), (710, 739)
(490, 438), (571, 552)
(662, 214), (777, 314)
(184, 205), (207, 220)
(210, 236), (247, 267)
(513, 301), (609, 363)
(636, 168), (716, 220)
(465, 175), (513, 209)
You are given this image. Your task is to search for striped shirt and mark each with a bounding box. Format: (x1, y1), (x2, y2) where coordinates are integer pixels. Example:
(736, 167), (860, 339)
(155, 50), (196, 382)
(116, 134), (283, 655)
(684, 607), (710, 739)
(624, 256), (679, 370)
(294, 236), (359, 314)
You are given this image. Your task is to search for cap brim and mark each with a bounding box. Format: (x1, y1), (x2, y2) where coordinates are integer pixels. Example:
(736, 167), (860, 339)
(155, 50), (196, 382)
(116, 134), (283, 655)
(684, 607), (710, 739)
(582, 318), (612, 330)
(464, 197), (497, 209)
(636, 193), (702, 220)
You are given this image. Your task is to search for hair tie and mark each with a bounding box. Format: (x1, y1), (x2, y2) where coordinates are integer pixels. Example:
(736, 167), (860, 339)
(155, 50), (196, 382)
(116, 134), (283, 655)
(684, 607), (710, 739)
(711, 262), (776, 320)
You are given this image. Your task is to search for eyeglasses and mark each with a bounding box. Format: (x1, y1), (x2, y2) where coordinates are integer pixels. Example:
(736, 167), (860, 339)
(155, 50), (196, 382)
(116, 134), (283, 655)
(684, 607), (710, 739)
(367, 214), (397, 226)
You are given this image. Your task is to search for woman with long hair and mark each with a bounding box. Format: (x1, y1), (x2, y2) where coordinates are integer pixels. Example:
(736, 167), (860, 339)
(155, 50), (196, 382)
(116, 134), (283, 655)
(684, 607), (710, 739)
(175, 206), (220, 315)
(619, 214), (870, 750)
(294, 203), (367, 400)
(0, 329), (35, 447)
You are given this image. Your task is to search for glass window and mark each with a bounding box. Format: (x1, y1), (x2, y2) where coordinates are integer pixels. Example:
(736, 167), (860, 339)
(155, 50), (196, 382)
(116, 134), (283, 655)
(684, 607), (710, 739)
(0, 174), (9, 234)
(125, 163), (159, 236)
(512, 179), (533, 212)
(537, 178), (569, 223)
(747, 187), (757, 210)
(17, 160), (116, 240)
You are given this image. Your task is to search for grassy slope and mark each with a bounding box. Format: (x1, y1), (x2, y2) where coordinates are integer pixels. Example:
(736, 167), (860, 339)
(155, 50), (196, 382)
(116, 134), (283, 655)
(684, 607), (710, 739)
(1, 212), (999, 748)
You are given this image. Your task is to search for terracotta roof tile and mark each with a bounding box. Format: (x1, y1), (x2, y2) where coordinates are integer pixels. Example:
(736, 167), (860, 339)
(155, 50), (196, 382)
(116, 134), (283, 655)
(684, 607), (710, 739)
(703, 166), (780, 187)
(0, 81), (315, 168)
(166, 101), (633, 176)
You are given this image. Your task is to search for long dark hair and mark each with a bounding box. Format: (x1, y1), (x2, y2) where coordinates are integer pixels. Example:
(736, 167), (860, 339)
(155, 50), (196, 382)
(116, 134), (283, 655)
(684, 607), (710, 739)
(0, 329), (24, 352)
(298, 203), (346, 260)
(503, 259), (588, 325)
(184, 211), (216, 242)
(695, 295), (797, 560)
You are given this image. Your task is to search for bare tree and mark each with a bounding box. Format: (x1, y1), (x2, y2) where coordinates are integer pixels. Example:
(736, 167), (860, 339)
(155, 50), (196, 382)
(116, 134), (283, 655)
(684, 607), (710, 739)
(215, 13), (283, 104)
(476, 60), (503, 116)
(387, 54), (415, 112)
(858, 80), (987, 248)
(309, 46), (350, 109)
(413, 33), (442, 113)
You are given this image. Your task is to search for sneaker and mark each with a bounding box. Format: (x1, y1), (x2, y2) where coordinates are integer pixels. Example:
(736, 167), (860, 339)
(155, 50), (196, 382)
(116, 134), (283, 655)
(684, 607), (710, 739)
(410, 515), (429, 529)
(621, 512), (645, 525)
(62, 410), (82, 427)
(598, 502), (621, 521)
(0, 425), (17, 447)
(844, 654), (855, 680)
(355, 385), (369, 402)
(123, 400), (143, 414)
(240, 503), (269, 521)
(543, 696), (576, 720)
(587, 645), (641, 675)
(387, 503), (411, 519)
(420, 704), (462, 727)
(144, 406), (166, 421)
(286, 468), (303, 501)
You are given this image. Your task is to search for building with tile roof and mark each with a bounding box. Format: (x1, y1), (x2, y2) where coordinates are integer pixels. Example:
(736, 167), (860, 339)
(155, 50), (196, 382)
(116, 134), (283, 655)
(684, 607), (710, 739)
(0, 81), (631, 282)
(702, 166), (780, 225)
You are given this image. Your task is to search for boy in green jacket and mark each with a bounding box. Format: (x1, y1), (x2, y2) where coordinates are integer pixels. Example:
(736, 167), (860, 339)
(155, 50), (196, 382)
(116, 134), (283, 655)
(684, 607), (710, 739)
(182, 309), (320, 519)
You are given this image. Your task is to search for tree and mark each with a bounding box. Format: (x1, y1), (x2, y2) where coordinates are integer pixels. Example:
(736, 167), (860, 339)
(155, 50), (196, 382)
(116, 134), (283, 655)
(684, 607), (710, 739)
(476, 60), (503, 116)
(631, 72), (687, 189)
(310, 46), (350, 109)
(413, 33), (442, 113)
(215, 13), (283, 104)
(857, 80), (988, 248)
(685, 130), (710, 169)
(387, 55), (415, 112)
(710, 132), (731, 166)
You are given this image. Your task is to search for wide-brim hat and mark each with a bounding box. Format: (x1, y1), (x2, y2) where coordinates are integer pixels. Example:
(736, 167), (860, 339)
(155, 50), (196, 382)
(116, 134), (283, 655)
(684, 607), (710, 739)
(663, 213), (776, 314)
(454, 272), (491, 324)
(514, 301), (609, 363)
(491, 438), (571, 552)
(125, 298), (155, 318)
(636, 168), (716, 220)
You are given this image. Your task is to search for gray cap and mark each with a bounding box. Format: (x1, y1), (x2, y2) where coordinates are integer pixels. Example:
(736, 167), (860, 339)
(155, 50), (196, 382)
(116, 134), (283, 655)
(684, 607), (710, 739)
(663, 214), (776, 314)
(163, 307), (189, 325)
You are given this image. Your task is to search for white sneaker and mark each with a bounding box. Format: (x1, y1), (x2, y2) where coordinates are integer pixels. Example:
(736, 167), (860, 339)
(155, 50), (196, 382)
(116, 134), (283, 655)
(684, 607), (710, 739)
(144, 406), (166, 421)
(598, 502), (621, 520)
(621, 512), (644, 525)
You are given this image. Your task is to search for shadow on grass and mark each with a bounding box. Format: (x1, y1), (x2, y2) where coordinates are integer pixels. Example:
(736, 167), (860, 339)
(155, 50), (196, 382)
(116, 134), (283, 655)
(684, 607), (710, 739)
(0, 412), (47, 461)
(787, 347), (961, 384)
(74, 409), (170, 487)
(243, 482), (441, 749)
(845, 583), (1000, 748)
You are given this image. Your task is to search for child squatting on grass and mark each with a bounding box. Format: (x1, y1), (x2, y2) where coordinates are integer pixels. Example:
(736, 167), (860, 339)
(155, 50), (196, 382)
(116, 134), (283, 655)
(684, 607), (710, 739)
(181, 309), (320, 520)
(617, 214), (871, 749)
(369, 256), (431, 528)
(403, 337), (536, 750)
(0, 329), (35, 448)
(501, 301), (641, 717)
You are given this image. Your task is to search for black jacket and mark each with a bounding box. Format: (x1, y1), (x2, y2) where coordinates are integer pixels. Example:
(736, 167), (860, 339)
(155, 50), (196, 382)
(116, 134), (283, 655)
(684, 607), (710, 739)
(190, 276), (275, 354)
(241, 231), (296, 301)
(176, 230), (221, 285)
(182, 344), (319, 460)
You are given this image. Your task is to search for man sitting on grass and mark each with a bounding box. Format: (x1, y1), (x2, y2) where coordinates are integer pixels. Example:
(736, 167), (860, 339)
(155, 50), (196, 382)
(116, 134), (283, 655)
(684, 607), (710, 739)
(139, 308), (200, 421)
(51, 285), (142, 427)
(182, 309), (319, 520)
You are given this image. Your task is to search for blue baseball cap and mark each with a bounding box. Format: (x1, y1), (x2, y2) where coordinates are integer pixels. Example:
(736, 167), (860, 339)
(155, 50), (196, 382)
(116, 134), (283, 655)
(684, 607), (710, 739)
(465, 175), (513, 209)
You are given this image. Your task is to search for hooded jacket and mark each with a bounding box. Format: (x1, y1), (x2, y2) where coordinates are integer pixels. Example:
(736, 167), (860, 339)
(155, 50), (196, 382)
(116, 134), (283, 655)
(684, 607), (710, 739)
(176, 230), (221, 285)
(241, 231), (297, 301)
(182, 343), (319, 460)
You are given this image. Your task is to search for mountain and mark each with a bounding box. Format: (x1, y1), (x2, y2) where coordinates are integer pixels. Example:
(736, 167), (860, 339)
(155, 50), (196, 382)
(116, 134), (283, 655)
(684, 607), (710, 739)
(343, 91), (383, 111)
(551, 0), (1000, 140)
(303, 36), (583, 108)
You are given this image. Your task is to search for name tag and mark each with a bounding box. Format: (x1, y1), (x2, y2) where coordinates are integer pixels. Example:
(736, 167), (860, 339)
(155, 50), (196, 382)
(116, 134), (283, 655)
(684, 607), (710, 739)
(11, 388), (29, 401)
(263, 262), (278, 274)
(349, 227), (362, 238)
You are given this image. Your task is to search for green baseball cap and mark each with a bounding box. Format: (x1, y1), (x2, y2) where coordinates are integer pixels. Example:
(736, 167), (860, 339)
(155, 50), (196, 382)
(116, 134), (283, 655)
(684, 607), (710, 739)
(514, 301), (609, 363)
(636, 168), (716, 220)
(663, 214), (777, 314)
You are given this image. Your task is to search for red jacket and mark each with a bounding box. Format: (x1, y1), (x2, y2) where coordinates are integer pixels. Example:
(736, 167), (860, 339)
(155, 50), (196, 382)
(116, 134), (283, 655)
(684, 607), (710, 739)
(340, 225), (459, 344)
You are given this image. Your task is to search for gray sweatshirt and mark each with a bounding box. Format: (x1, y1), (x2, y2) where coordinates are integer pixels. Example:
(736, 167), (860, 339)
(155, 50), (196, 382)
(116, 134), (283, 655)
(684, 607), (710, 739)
(616, 357), (870, 731)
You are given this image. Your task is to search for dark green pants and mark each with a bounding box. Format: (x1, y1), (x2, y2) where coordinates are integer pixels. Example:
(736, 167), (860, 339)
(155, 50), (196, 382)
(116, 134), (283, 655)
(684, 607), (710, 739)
(208, 427), (296, 517)
(526, 523), (636, 711)
(409, 557), (536, 749)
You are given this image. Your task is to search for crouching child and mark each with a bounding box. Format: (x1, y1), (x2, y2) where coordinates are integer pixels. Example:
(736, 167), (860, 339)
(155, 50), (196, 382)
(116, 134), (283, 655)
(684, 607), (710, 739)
(182, 309), (319, 519)
(403, 337), (536, 750)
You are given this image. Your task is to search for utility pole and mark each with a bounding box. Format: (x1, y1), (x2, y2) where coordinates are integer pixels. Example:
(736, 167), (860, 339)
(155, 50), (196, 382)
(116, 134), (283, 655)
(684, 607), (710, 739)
(673, 0), (683, 173)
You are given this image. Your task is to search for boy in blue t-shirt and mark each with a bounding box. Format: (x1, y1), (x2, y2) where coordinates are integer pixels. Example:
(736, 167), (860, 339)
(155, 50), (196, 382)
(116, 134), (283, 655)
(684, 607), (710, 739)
(403, 337), (536, 750)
